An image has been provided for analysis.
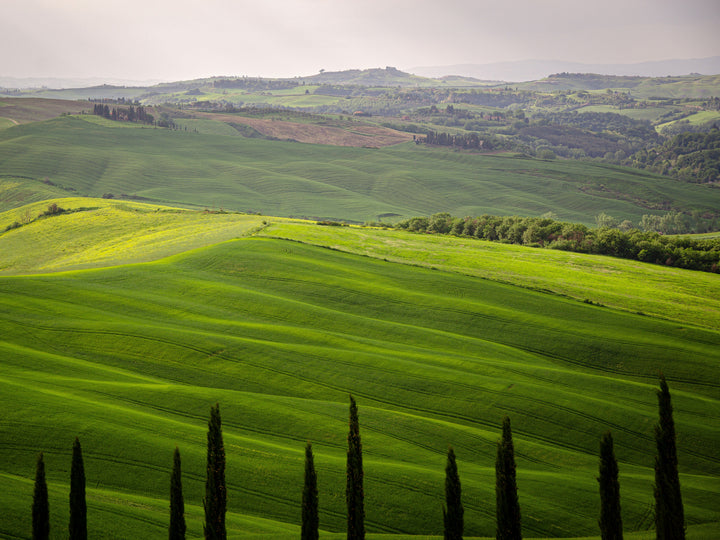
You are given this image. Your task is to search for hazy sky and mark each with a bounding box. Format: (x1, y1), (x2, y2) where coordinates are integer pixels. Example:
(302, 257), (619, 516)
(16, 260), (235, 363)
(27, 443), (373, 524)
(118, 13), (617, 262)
(2, 0), (719, 80)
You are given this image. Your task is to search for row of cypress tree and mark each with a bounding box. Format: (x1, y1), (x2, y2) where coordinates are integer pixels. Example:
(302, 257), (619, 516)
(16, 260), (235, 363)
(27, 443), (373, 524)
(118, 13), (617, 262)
(441, 374), (685, 540)
(30, 377), (684, 539)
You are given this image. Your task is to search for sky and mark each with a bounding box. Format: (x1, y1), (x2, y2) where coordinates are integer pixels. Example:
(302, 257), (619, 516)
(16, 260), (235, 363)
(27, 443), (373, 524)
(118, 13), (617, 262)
(2, 0), (719, 82)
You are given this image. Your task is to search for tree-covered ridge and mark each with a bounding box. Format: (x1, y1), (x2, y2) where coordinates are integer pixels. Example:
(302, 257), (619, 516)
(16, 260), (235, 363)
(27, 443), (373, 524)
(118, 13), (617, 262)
(395, 213), (720, 273)
(627, 128), (720, 183)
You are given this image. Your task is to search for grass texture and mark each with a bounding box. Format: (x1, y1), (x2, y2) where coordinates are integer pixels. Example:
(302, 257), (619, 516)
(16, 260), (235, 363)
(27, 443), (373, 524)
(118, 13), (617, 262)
(1, 116), (719, 224)
(0, 233), (718, 538)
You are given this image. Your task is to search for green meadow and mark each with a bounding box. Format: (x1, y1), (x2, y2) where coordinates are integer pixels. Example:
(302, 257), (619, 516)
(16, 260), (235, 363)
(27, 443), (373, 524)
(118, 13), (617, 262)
(0, 202), (719, 538)
(1, 115), (719, 224)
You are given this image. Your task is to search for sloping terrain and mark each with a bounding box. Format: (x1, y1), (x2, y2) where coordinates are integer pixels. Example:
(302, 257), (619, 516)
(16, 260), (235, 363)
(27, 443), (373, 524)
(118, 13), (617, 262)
(193, 112), (413, 147)
(0, 217), (718, 538)
(0, 97), (89, 127)
(1, 116), (718, 225)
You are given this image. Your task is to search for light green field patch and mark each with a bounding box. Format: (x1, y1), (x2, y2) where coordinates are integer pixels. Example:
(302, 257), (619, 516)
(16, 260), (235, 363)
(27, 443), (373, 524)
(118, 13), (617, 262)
(261, 221), (720, 331)
(73, 114), (151, 129)
(173, 118), (243, 136)
(0, 197), (274, 273)
(681, 110), (720, 126)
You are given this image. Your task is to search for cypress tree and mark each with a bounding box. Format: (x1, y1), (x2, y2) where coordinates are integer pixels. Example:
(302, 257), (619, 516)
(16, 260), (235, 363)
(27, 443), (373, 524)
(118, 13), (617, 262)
(69, 437), (87, 540)
(301, 442), (319, 540)
(598, 431), (623, 540)
(346, 395), (364, 540)
(496, 416), (521, 540)
(170, 446), (186, 540)
(32, 452), (50, 540)
(654, 374), (685, 540)
(443, 446), (463, 540)
(204, 403), (227, 540)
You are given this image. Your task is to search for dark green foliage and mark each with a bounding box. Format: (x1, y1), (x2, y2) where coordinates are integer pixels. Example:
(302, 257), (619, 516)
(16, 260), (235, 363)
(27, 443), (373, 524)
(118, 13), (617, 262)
(69, 437), (87, 540)
(443, 447), (463, 540)
(496, 416), (521, 540)
(92, 102), (154, 125)
(302, 442), (319, 540)
(654, 375), (685, 540)
(170, 446), (186, 540)
(346, 395), (364, 540)
(32, 452), (49, 540)
(424, 131), (482, 149)
(629, 129), (720, 183)
(598, 431), (623, 540)
(204, 403), (226, 540)
(397, 213), (720, 273)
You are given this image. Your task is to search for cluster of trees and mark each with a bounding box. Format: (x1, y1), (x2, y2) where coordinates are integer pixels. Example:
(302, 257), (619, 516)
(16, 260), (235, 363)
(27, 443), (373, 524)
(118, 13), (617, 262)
(91, 103), (154, 125)
(625, 129), (720, 183)
(29, 377), (685, 539)
(533, 111), (658, 143)
(212, 78), (296, 91)
(396, 213), (720, 273)
(424, 131), (483, 149)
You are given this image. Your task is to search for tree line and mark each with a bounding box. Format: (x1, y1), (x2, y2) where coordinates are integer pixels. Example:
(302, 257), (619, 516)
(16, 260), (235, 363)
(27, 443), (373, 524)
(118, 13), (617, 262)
(28, 376), (684, 539)
(395, 213), (720, 273)
(91, 103), (154, 125)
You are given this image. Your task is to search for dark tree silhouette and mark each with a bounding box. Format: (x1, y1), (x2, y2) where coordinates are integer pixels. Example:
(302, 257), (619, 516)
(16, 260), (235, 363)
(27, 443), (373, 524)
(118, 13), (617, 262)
(170, 446), (186, 540)
(443, 446), (463, 540)
(32, 452), (50, 540)
(204, 403), (226, 540)
(654, 374), (685, 540)
(496, 416), (521, 540)
(69, 437), (87, 540)
(302, 442), (319, 540)
(346, 395), (365, 540)
(598, 431), (623, 540)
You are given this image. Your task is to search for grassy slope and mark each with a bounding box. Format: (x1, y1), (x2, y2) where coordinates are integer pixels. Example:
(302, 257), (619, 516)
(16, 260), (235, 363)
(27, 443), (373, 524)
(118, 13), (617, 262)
(2, 201), (717, 332)
(0, 198), (274, 274)
(259, 222), (720, 332)
(0, 217), (718, 538)
(518, 75), (720, 99)
(0, 97), (89, 127)
(1, 116), (719, 225)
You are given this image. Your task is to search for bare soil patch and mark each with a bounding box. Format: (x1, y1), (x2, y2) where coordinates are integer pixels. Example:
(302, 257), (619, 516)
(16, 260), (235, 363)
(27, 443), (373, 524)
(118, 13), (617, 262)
(194, 112), (413, 147)
(0, 98), (89, 125)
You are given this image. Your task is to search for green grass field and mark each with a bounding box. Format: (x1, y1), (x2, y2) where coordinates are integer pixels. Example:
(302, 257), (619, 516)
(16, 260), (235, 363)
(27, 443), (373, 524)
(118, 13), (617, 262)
(1, 116), (719, 225)
(0, 205), (718, 538)
(0, 198), (273, 274)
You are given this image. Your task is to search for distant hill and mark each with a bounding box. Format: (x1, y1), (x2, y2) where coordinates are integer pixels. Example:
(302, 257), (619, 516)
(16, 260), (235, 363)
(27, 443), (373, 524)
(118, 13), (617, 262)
(299, 66), (489, 87)
(516, 72), (720, 98)
(409, 56), (720, 82)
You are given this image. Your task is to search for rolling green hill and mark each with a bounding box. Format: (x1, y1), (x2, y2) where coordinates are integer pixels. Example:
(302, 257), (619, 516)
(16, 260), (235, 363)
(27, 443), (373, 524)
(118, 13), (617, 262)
(0, 210), (719, 538)
(1, 115), (719, 225)
(517, 74), (720, 99)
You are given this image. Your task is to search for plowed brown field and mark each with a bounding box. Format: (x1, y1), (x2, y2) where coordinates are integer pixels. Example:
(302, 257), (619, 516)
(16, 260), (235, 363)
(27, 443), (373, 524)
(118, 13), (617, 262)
(195, 112), (413, 147)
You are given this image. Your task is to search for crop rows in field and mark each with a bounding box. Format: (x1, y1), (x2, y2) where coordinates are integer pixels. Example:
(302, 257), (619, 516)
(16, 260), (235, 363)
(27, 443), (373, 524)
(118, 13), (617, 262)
(0, 236), (718, 538)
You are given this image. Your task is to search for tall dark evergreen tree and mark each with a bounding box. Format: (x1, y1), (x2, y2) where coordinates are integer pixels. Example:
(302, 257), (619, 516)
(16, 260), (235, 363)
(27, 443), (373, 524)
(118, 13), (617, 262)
(32, 452), (50, 540)
(69, 437), (87, 540)
(654, 374), (685, 540)
(443, 446), (463, 540)
(204, 403), (227, 540)
(496, 416), (521, 540)
(170, 446), (186, 540)
(598, 431), (623, 540)
(302, 442), (319, 540)
(346, 395), (364, 540)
